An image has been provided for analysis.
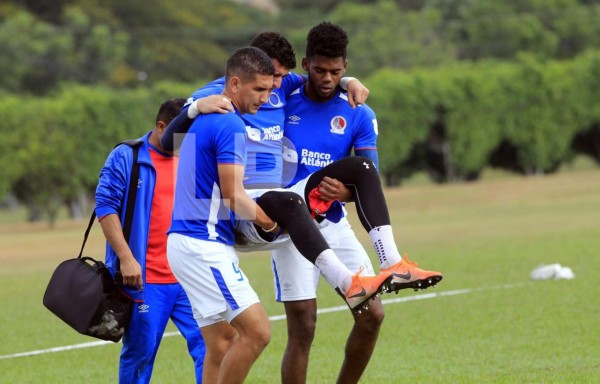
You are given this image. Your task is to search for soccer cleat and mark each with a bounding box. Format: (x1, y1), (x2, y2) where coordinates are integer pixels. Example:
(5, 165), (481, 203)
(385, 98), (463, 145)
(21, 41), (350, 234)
(339, 267), (393, 314)
(381, 254), (443, 293)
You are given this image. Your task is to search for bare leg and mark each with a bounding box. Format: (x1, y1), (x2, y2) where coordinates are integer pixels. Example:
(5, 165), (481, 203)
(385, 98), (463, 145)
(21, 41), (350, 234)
(281, 300), (318, 384)
(336, 297), (384, 384)
(200, 322), (238, 383)
(218, 303), (271, 384)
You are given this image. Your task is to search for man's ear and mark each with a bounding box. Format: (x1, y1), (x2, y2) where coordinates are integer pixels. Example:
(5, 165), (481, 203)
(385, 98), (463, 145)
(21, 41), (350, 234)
(302, 57), (308, 71)
(230, 76), (241, 93)
(156, 120), (167, 132)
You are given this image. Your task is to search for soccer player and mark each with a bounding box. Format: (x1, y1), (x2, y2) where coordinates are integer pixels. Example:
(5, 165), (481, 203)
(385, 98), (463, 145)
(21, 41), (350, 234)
(165, 46), (392, 384)
(275, 22), (441, 383)
(95, 98), (206, 384)
(162, 28), (443, 384)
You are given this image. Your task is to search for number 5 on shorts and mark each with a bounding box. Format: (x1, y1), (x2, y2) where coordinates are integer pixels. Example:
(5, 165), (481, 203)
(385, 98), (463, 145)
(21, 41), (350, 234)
(232, 262), (244, 281)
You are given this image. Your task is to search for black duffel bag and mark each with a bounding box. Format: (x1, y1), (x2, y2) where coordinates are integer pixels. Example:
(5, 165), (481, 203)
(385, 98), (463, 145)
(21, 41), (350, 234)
(43, 253), (132, 342)
(43, 140), (141, 342)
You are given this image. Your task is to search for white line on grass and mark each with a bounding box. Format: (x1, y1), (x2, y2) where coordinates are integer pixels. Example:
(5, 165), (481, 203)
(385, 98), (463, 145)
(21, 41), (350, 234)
(0, 283), (529, 360)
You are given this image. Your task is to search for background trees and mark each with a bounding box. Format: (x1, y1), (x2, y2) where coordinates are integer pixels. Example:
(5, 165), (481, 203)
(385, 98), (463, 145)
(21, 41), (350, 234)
(1, 0), (599, 223)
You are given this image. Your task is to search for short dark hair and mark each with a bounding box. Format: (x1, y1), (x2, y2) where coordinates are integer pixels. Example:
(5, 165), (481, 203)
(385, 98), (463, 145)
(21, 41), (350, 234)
(226, 46), (275, 83)
(306, 22), (348, 59)
(156, 98), (186, 125)
(250, 31), (296, 69)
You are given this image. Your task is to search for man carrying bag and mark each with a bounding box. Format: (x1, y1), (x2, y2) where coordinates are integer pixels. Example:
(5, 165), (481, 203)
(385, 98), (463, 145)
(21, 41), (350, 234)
(93, 98), (212, 384)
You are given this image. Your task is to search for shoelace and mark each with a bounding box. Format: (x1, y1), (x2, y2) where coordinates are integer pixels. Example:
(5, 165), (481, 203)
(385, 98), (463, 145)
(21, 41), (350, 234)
(353, 266), (365, 277)
(403, 254), (419, 268)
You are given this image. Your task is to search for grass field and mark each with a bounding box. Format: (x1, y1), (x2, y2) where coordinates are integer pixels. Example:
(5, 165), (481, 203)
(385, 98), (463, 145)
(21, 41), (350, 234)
(1, 168), (599, 383)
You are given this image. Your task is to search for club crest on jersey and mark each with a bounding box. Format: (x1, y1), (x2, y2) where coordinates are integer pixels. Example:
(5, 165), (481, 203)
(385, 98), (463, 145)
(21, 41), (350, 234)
(269, 92), (283, 108)
(245, 126), (261, 142)
(330, 116), (347, 135)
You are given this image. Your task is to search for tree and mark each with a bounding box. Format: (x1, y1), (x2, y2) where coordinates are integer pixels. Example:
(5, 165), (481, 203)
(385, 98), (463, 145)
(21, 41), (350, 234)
(0, 8), (129, 94)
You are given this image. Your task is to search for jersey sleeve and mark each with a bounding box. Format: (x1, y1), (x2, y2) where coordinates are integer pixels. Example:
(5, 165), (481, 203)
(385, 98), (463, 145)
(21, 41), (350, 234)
(353, 104), (379, 151)
(191, 77), (226, 99)
(213, 114), (247, 166)
(281, 72), (306, 96)
(161, 77), (227, 151)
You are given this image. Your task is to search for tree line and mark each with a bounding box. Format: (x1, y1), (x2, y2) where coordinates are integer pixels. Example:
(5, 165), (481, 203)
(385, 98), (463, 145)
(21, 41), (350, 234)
(2, 0), (600, 93)
(1, 0), (600, 224)
(2, 52), (599, 224)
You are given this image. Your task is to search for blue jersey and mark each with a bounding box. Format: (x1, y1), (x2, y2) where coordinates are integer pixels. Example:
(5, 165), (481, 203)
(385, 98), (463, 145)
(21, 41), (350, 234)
(168, 111), (247, 245)
(191, 73), (304, 187)
(282, 86), (379, 187)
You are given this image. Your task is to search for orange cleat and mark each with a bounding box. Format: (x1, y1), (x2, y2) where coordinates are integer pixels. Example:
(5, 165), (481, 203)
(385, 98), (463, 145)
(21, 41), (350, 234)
(381, 254), (443, 293)
(340, 267), (393, 313)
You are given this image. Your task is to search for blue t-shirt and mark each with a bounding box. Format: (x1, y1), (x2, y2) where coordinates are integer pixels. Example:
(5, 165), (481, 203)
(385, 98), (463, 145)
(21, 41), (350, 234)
(282, 86), (379, 187)
(168, 111), (247, 245)
(191, 73), (305, 187)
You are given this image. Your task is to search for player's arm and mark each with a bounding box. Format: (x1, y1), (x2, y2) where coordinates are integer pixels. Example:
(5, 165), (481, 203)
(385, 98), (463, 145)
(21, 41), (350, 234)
(284, 73), (369, 108)
(316, 176), (353, 203)
(340, 77), (370, 108)
(218, 163), (280, 233)
(354, 148), (379, 169)
(161, 95), (233, 151)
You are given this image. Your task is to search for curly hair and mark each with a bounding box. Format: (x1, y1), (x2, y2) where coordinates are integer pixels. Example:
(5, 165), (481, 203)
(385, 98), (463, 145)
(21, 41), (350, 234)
(306, 21), (348, 59)
(250, 31), (296, 69)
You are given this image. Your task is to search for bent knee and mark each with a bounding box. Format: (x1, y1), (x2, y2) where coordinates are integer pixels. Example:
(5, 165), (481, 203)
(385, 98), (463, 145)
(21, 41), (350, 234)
(251, 327), (271, 350)
(262, 191), (305, 209)
(355, 300), (385, 327)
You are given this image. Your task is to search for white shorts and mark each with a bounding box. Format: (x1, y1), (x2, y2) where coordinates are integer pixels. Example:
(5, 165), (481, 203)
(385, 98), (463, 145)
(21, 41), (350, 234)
(166, 233), (260, 328)
(234, 176), (309, 253)
(271, 216), (375, 302)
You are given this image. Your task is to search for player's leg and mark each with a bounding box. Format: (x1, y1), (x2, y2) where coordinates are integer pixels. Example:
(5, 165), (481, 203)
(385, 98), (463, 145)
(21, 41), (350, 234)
(200, 321), (239, 382)
(271, 240), (321, 384)
(323, 219), (384, 384)
(256, 190), (392, 312)
(281, 300), (317, 384)
(170, 284), (206, 384)
(167, 234), (264, 383)
(336, 300), (384, 384)
(118, 283), (173, 384)
(304, 156), (443, 292)
(219, 303), (271, 384)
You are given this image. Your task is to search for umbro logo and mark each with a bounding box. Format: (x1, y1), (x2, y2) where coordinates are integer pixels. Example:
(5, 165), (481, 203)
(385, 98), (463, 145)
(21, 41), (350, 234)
(137, 178), (143, 188)
(288, 115), (301, 122)
(138, 304), (150, 313)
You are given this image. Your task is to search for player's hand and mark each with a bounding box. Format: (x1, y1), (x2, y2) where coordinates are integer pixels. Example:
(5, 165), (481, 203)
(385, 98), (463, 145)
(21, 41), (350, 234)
(318, 177), (352, 202)
(346, 79), (370, 108)
(196, 95), (234, 114)
(119, 256), (143, 291)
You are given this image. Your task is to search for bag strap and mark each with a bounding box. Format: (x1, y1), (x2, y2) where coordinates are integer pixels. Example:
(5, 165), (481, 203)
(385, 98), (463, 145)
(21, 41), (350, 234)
(78, 140), (143, 258)
(121, 140), (142, 243)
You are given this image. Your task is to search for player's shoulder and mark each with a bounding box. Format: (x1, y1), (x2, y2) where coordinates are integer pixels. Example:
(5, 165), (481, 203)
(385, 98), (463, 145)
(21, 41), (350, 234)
(192, 77), (225, 99)
(337, 91), (375, 115)
(190, 110), (241, 132)
(215, 110), (245, 132)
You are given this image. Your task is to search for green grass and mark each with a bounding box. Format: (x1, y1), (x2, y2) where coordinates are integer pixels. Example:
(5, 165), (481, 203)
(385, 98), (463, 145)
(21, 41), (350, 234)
(1, 168), (599, 383)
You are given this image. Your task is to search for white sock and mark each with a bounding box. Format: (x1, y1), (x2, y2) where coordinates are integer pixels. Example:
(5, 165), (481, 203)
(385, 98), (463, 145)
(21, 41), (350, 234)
(315, 249), (353, 293)
(369, 225), (402, 269)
